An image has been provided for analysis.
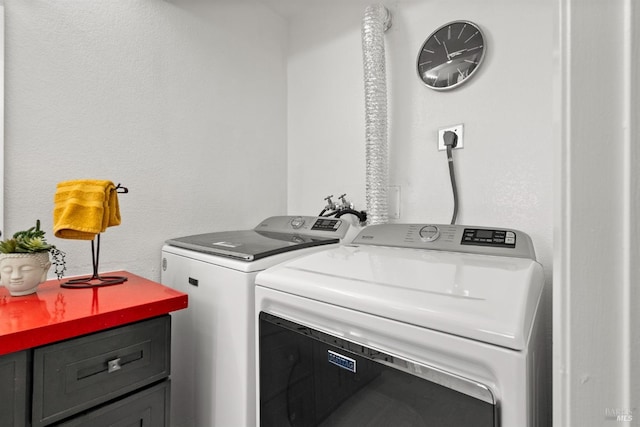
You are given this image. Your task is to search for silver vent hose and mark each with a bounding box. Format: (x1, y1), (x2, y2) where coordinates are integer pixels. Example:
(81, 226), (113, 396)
(362, 5), (391, 225)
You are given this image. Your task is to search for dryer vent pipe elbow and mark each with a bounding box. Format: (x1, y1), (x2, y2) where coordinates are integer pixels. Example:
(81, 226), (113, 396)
(362, 4), (391, 226)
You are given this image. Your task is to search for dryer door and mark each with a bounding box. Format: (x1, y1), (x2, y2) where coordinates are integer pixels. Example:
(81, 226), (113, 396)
(259, 312), (497, 427)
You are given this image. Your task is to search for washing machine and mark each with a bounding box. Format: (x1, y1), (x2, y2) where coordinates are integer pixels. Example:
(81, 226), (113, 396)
(255, 223), (548, 427)
(161, 215), (353, 427)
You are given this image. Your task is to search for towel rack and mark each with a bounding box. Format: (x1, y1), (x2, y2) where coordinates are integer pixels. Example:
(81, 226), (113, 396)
(60, 234), (128, 288)
(60, 183), (129, 289)
(115, 183), (128, 194)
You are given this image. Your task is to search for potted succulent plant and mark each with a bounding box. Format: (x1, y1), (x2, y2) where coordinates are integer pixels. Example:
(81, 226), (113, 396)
(0, 220), (66, 296)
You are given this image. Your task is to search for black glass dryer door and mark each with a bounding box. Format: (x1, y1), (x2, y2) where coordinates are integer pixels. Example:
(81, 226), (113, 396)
(259, 312), (497, 427)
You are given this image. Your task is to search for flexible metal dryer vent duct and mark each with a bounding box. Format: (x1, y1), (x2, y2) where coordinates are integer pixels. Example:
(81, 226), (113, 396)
(362, 4), (391, 225)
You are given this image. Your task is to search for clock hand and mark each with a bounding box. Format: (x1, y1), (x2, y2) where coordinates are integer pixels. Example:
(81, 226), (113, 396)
(450, 48), (467, 58)
(443, 41), (451, 60)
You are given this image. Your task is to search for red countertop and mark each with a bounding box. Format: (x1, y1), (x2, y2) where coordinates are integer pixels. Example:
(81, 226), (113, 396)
(0, 271), (188, 356)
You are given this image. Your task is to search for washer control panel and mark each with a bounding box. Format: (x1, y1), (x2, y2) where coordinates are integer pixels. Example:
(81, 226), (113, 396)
(257, 216), (350, 240)
(310, 218), (343, 232)
(353, 224), (536, 260)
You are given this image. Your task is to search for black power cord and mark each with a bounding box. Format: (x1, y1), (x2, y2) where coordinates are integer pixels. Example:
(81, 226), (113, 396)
(443, 131), (459, 225)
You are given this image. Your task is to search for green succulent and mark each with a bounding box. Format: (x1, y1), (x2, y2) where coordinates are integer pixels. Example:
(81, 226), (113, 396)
(0, 238), (17, 253)
(0, 220), (67, 279)
(0, 220), (53, 254)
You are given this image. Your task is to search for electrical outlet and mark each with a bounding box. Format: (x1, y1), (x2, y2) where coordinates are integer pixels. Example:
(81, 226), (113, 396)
(438, 124), (464, 151)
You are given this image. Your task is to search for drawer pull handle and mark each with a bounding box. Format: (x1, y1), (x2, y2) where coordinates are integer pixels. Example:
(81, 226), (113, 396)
(107, 358), (122, 373)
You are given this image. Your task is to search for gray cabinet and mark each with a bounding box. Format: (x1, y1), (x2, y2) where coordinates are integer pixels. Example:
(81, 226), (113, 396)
(57, 380), (170, 427)
(0, 350), (30, 427)
(1, 315), (171, 427)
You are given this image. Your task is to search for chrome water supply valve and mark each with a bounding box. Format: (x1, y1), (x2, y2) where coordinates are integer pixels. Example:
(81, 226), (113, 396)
(324, 195), (337, 211)
(338, 194), (354, 210)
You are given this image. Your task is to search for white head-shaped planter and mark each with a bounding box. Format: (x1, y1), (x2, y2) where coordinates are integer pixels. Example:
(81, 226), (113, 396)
(0, 252), (51, 296)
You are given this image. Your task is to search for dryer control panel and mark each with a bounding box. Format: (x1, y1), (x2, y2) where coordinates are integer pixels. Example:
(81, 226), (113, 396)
(352, 224), (536, 260)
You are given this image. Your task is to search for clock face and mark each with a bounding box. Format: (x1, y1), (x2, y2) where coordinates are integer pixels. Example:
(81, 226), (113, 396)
(417, 21), (486, 90)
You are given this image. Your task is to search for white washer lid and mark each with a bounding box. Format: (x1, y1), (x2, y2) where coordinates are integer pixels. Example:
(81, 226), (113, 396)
(256, 244), (545, 350)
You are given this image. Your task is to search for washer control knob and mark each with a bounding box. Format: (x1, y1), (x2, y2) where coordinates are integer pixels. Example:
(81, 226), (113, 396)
(290, 216), (305, 229)
(419, 225), (440, 242)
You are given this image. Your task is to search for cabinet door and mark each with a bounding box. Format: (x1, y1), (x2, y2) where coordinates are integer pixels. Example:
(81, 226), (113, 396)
(0, 350), (30, 427)
(32, 316), (170, 426)
(57, 380), (170, 427)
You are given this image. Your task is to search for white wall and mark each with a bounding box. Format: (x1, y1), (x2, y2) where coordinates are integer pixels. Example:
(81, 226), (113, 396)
(3, 0), (288, 281)
(0, 2), (4, 241)
(287, 0), (554, 265)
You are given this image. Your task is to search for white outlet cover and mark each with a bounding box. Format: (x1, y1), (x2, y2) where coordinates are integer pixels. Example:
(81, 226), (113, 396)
(438, 124), (464, 150)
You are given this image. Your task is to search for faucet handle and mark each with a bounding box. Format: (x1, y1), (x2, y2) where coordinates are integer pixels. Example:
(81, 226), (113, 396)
(324, 195), (336, 210)
(338, 194), (353, 209)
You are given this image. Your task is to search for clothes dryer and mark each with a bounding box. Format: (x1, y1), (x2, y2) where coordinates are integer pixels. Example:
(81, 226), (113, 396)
(255, 223), (548, 427)
(161, 216), (352, 427)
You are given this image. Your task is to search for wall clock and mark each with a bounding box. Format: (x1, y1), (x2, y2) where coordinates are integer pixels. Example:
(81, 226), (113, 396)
(416, 21), (486, 90)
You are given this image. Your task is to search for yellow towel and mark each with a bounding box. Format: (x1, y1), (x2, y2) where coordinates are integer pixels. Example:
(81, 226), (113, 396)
(53, 179), (121, 240)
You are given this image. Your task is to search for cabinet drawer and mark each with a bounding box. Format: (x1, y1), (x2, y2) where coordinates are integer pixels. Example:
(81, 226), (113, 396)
(57, 380), (170, 427)
(32, 315), (170, 426)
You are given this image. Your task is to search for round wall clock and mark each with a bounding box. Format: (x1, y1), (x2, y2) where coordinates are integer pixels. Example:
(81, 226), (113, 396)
(416, 21), (486, 90)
